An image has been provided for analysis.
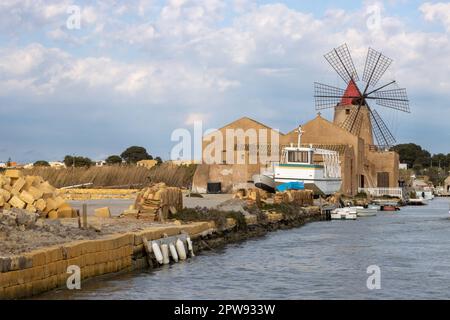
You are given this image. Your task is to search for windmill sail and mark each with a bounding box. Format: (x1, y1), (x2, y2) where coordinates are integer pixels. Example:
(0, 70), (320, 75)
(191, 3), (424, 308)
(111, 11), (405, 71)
(314, 82), (346, 110)
(324, 44), (359, 84)
(315, 44), (409, 148)
(341, 107), (363, 136)
(369, 108), (396, 148)
(362, 48), (392, 88)
(371, 88), (410, 113)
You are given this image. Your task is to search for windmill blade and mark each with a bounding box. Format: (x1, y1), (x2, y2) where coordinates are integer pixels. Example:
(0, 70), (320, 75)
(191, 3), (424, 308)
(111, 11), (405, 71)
(369, 107), (396, 148)
(362, 48), (392, 88)
(368, 88), (410, 113)
(340, 107), (363, 136)
(324, 44), (359, 84)
(314, 82), (347, 110)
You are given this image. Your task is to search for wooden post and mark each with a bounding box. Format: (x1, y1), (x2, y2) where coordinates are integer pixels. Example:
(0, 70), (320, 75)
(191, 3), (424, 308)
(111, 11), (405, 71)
(82, 204), (88, 229)
(77, 209), (81, 229)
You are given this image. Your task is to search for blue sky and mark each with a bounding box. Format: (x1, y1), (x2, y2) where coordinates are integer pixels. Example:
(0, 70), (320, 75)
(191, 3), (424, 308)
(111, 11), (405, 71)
(0, 0), (449, 163)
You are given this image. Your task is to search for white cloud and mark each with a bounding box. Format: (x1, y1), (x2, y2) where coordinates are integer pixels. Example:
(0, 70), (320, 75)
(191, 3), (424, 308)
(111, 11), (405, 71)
(420, 2), (450, 31)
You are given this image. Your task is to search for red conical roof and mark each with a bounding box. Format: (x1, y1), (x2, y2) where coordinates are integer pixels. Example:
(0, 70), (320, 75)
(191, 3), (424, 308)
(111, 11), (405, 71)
(340, 79), (361, 105)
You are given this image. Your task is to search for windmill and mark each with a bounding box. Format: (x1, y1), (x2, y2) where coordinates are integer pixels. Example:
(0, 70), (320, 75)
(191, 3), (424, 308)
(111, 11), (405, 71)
(314, 44), (410, 149)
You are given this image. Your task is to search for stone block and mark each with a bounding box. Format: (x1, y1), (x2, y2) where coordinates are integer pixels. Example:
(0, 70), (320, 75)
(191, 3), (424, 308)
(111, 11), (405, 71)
(8, 195), (26, 209)
(94, 207), (111, 218)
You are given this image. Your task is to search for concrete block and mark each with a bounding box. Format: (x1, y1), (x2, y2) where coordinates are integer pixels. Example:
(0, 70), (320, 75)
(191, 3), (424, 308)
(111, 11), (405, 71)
(0, 188), (11, 202)
(8, 195), (26, 209)
(35, 198), (46, 212)
(26, 204), (37, 213)
(57, 207), (75, 218)
(5, 169), (22, 179)
(45, 198), (57, 212)
(12, 177), (26, 193)
(48, 210), (58, 219)
(27, 185), (43, 200)
(94, 207), (111, 218)
(53, 196), (66, 209)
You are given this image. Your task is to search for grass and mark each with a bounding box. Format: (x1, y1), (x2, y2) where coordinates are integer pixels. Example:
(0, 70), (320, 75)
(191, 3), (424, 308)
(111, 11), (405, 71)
(24, 163), (197, 188)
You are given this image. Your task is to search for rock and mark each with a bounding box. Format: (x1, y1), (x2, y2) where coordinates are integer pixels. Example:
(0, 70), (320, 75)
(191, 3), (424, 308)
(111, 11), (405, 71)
(15, 210), (37, 228)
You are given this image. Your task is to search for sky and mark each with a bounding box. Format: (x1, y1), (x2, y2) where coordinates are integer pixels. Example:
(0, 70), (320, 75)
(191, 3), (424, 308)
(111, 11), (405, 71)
(0, 0), (449, 163)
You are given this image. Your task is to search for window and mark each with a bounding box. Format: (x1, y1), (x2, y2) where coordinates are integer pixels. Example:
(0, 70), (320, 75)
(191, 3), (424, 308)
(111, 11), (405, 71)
(345, 109), (350, 115)
(288, 151), (309, 163)
(377, 172), (390, 188)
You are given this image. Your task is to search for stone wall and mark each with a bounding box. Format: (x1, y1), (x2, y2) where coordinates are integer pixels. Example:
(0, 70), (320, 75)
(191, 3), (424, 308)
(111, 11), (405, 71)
(0, 222), (212, 299)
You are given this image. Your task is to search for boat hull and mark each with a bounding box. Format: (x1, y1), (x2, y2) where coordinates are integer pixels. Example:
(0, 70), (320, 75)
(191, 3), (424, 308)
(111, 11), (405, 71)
(252, 174), (275, 193)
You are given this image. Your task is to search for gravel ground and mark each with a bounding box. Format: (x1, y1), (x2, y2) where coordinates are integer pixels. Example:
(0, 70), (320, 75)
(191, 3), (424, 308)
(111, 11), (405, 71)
(0, 193), (234, 257)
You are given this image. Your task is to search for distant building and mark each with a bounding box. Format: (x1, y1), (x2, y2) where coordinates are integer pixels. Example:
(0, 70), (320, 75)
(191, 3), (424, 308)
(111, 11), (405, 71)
(23, 163), (34, 169)
(412, 177), (432, 190)
(137, 159), (158, 169)
(0, 163), (6, 168)
(192, 113), (400, 195)
(444, 176), (450, 194)
(95, 160), (106, 167)
(168, 160), (196, 166)
(49, 161), (66, 169)
(399, 163), (408, 170)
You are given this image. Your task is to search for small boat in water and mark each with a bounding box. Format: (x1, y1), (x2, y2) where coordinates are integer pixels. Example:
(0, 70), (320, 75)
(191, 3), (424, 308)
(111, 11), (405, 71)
(331, 207), (357, 220)
(350, 206), (378, 217)
(380, 204), (400, 211)
(408, 198), (428, 206)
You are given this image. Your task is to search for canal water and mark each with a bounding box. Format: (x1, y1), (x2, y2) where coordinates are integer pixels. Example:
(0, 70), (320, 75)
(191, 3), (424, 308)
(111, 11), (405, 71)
(38, 197), (450, 299)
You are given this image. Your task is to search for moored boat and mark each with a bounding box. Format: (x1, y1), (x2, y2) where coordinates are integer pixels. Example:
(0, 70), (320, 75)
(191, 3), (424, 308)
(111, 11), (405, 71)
(380, 204), (400, 211)
(331, 207), (357, 220)
(272, 126), (342, 195)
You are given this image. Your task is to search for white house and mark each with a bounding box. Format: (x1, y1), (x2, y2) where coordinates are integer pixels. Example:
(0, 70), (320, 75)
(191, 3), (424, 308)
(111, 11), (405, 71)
(95, 160), (106, 167)
(49, 161), (66, 169)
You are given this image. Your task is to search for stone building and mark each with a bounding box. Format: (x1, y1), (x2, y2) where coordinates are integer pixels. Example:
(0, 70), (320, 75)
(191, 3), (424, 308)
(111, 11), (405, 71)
(444, 176), (450, 195)
(192, 101), (400, 195)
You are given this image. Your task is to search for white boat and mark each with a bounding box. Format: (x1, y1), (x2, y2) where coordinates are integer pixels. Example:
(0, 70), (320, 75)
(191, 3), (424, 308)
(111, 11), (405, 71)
(408, 197), (428, 205)
(331, 207), (357, 220)
(267, 126), (342, 195)
(349, 206), (377, 217)
(350, 206), (378, 217)
(415, 190), (434, 201)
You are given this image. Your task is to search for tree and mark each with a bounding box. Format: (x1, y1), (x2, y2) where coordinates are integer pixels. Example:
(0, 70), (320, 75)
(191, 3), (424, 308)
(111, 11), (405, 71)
(154, 156), (163, 165)
(63, 155), (93, 167)
(391, 143), (431, 169)
(105, 155), (122, 165)
(120, 146), (152, 164)
(33, 160), (50, 167)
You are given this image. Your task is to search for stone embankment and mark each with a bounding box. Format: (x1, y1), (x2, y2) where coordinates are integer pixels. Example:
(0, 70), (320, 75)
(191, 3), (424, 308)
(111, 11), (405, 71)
(1, 203), (321, 299)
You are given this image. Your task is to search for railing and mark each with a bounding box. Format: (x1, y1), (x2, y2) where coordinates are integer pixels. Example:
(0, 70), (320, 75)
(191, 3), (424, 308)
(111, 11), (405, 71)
(358, 187), (403, 198)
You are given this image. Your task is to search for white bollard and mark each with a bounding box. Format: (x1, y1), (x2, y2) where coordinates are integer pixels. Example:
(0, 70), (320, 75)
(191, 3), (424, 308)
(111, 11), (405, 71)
(151, 241), (164, 265)
(161, 244), (170, 265)
(186, 237), (195, 257)
(176, 239), (187, 261)
(169, 243), (179, 262)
